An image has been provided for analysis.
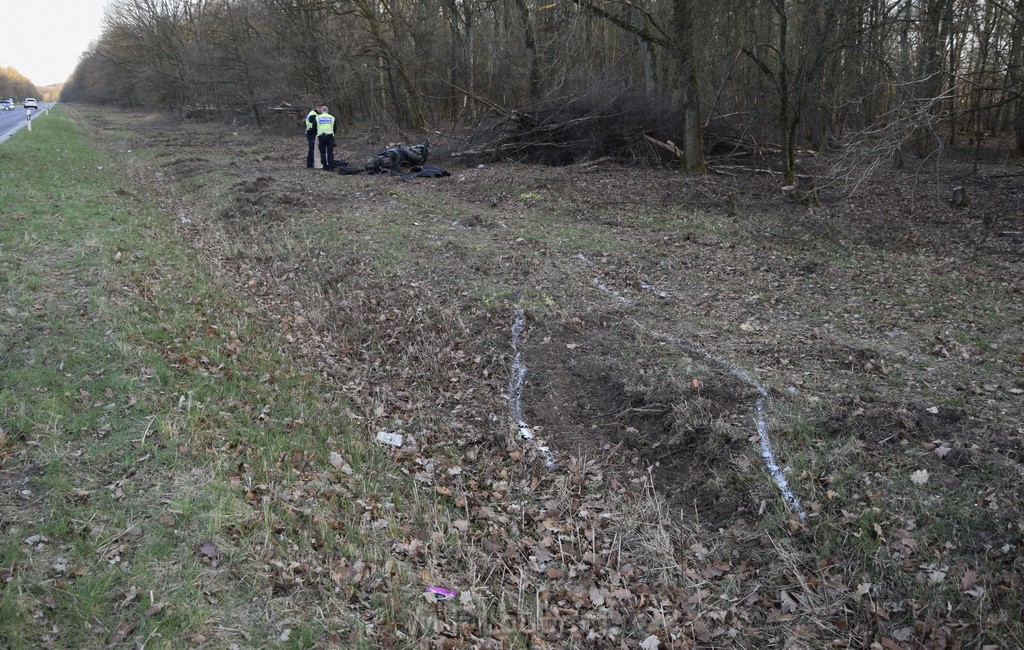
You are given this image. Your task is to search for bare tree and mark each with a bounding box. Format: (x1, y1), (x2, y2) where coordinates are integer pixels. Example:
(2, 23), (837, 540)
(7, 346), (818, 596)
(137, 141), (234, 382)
(351, 0), (426, 129)
(571, 0), (705, 171)
(60, 0), (1024, 166)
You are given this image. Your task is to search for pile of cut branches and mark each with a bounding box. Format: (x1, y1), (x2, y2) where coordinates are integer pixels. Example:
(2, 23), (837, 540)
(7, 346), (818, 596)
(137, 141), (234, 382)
(456, 87), (683, 166)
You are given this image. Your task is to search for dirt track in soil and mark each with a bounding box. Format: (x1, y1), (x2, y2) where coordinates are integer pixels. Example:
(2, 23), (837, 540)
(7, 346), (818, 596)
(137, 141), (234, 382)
(76, 105), (1024, 644)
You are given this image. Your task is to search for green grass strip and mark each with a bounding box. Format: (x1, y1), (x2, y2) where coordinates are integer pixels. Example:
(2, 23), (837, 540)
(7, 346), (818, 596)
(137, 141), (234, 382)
(0, 107), (393, 648)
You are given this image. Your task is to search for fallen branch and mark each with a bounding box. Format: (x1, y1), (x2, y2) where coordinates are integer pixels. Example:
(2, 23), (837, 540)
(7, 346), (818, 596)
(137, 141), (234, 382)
(716, 134), (817, 158)
(266, 103), (302, 114)
(513, 111), (620, 133)
(643, 133), (683, 159)
(713, 164), (816, 181)
(575, 155), (617, 171)
(438, 80), (509, 117)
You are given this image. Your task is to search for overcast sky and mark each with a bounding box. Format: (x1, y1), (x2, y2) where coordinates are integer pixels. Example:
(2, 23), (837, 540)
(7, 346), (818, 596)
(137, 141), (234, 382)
(1, 0), (109, 87)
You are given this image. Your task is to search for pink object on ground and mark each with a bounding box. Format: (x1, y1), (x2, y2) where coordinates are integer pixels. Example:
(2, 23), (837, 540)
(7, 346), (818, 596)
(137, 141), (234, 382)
(427, 586), (458, 600)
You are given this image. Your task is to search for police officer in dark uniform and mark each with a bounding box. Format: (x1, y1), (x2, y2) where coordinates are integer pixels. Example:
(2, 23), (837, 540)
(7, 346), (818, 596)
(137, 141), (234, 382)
(316, 105), (338, 171)
(304, 106), (319, 168)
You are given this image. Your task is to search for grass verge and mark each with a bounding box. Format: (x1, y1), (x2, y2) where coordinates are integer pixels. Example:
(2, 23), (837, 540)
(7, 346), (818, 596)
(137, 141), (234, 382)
(0, 107), (418, 648)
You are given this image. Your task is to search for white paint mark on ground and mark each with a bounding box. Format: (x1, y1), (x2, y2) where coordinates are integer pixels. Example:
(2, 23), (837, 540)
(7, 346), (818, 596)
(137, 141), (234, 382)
(719, 359), (806, 519)
(505, 308), (556, 468)
(579, 255), (806, 520)
(639, 281), (670, 299)
(578, 254), (629, 304)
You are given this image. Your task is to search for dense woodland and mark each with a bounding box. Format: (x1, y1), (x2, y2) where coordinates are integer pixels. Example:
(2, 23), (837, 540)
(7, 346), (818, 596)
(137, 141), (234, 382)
(62, 0), (1024, 182)
(0, 67), (39, 102)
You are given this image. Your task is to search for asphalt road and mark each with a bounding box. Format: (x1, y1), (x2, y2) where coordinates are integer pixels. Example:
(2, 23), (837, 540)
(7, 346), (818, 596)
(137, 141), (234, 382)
(0, 103), (50, 144)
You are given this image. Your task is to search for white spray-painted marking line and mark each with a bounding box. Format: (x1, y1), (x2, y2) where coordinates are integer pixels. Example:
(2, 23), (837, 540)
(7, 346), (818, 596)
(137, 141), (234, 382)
(578, 254), (629, 305)
(639, 281), (671, 299)
(577, 254), (671, 301)
(675, 339), (806, 520)
(505, 307), (556, 468)
(591, 278), (629, 304)
(577, 254), (807, 520)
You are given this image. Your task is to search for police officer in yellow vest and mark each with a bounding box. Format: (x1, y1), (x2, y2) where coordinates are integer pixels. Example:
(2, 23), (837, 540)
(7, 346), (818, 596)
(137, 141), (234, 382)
(304, 106), (319, 168)
(316, 105), (337, 171)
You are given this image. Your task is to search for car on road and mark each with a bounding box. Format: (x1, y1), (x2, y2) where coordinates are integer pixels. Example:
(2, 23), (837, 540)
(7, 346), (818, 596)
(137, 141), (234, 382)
(0, 99), (14, 111)
(23, 98), (38, 109)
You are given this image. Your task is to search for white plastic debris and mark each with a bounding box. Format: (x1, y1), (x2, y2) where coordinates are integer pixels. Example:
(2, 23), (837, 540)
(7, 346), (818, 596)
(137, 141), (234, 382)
(376, 431), (404, 447)
(517, 424), (534, 440)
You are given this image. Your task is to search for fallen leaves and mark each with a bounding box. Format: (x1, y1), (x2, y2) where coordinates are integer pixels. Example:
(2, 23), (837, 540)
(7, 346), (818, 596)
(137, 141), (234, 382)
(779, 588), (800, 613)
(196, 540), (220, 567)
(639, 634), (661, 650)
(10, 110), (1016, 650)
(919, 564), (948, 585)
(23, 534), (49, 549)
(107, 619), (138, 645)
(930, 441), (952, 458)
(961, 569), (985, 597)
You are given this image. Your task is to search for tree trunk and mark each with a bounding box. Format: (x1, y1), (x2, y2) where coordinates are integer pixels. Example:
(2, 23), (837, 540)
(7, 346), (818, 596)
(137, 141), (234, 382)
(671, 0), (705, 173)
(571, 0), (704, 172)
(1017, 101), (1024, 155)
(631, 3), (654, 95)
(914, 0), (953, 158)
(1010, 0), (1024, 153)
(354, 0), (426, 130)
(514, 0), (541, 102)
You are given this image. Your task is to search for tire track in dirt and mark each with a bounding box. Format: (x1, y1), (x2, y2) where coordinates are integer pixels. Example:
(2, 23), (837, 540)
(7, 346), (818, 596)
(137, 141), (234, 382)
(576, 253), (807, 520)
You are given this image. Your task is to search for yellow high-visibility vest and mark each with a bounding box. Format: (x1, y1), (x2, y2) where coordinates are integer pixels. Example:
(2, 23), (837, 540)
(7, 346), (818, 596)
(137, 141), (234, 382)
(316, 113), (335, 136)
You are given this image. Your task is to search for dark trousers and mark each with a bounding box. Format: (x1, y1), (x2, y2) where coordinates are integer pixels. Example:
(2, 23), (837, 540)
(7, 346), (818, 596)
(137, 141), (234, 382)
(318, 134), (335, 169)
(306, 130), (316, 167)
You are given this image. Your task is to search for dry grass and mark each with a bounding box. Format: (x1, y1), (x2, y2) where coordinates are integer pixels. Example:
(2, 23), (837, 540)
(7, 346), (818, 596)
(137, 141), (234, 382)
(3, 103), (1022, 648)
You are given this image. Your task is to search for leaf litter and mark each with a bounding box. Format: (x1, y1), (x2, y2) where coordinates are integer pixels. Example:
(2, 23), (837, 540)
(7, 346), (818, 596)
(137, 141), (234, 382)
(6, 105), (1023, 648)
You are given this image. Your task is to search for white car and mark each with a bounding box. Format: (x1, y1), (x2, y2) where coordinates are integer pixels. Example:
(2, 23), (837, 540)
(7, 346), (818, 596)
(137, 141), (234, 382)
(23, 98), (38, 109)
